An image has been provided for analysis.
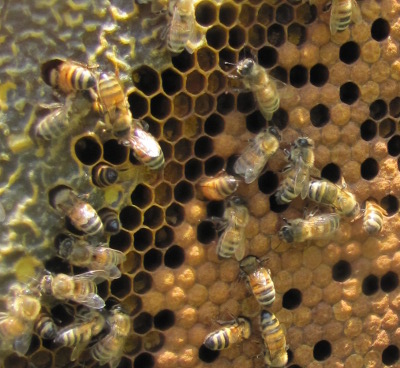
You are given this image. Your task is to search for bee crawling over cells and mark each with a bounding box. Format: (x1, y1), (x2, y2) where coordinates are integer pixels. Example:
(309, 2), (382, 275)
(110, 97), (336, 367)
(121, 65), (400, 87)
(325, 0), (362, 35)
(35, 103), (70, 141)
(260, 310), (288, 368)
(196, 171), (239, 201)
(56, 236), (126, 279)
(98, 207), (121, 234)
(55, 309), (105, 361)
(234, 126), (281, 184)
(203, 316), (251, 351)
(362, 199), (386, 234)
(239, 255), (275, 308)
(35, 312), (58, 340)
(278, 212), (340, 243)
(91, 305), (131, 368)
(51, 187), (103, 236)
(38, 270), (110, 309)
(92, 163), (119, 188)
(287, 137), (315, 169)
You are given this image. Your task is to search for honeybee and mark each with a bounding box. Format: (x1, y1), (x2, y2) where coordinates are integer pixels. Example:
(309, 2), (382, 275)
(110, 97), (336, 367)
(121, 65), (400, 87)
(35, 313), (58, 340)
(57, 237), (126, 279)
(327, 0), (362, 35)
(121, 123), (165, 170)
(239, 256), (275, 308)
(41, 58), (96, 94)
(91, 306), (131, 368)
(235, 58), (280, 120)
(39, 270), (109, 309)
(260, 310), (288, 368)
(203, 317), (251, 351)
(35, 103), (69, 141)
(92, 164), (119, 187)
(197, 171), (239, 201)
(216, 197), (249, 260)
(234, 127), (281, 184)
(279, 213), (340, 243)
(55, 309), (105, 361)
(98, 208), (121, 234)
(52, 187), (103, 236)
(287, 137), (315, 168)
(363, 199), (386, 234)
(333, 185), (360, 218)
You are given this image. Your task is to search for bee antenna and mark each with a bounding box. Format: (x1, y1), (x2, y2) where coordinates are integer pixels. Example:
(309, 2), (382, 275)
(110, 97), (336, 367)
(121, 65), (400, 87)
(224, 61), (236, 66)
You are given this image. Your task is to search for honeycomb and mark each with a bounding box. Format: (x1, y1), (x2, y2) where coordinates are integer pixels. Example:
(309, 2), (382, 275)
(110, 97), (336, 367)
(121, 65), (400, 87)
(1, 0), (400, 367)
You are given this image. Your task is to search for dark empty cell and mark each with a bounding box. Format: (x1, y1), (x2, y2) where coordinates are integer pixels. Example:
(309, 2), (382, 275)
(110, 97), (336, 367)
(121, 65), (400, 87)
(143, 206), (164, 229)
(124, 251), (142, 274)
(258, 171), (279, 194)
(271, 109), (289, 130)
(226, 154), (239, 175)
(208, 70), (226, 94)
(195, 94), (214, 116)
(174, 180), (195, 203)
(339, 41), (360, 64)
(150, 94), (171, 120)
(134, 228), (153, 251)
(144, 249), (162, 271)
(248, 24), (266, 48)
(269, 194), (290, 213)
(287, 23), (307, 46)
(31, 351), (53, 367)
(290, 65), (308, 88)
(321, 163), (341, 183)
(257, 3), (273, 25)
(197, 220), (217, 243)
(246, 110), (267, 133)
(74, 136), (101, 165)
(172, 50), (195, 73)
(388, 135), (400, 156)
(370, 99), (388, 120)
(134, 352), (154, 368)
(161, 69), (183, 96)
(110, 274), (131, 298)
(237, 92), (256, 113)
(165, 245), (185, 268)
(282, 288), (302, 309)
(163, 118), (182, 142)
(296, 2), (317, 24)
(371, 18), (390, 41)
(197, 47), (217, 72)
(382, 345), (400, 365)
(332, 260), (351, 281)
(219, 48), (237, 72)
(217, 92), (235, 115)
(258, 46), (278, 68)
(175, 138), (192, 161)
(195, 0), (217, 26)
(313, 340), (332, 361)
(276, 3), (294, 24)
(229, 25), (246, 49)
(206, 25), (227, 50)
(51, 304), (75, 326)
(195, 136), (213, 159)
(219, 3), (238, 27)
(381, 194), (399, 215)
(361, 158), (379, 180)
(310, 104), (330, 128)
(204, 155), (225, 175)
(267, 23), (286, 47)
(186, 71), (206, 95)
(310, 64), (329, 87)
(143, 331), (165, 353)
(120, 206), (141, 231)
(207, 200), (225, 218)
(270, 66), (288, 84)
(205, 114), (225, 136)
(159, 141), (172, 162)
(155, 226), (175, 250)
(166, 203), (184, 226)
(154, 309), (175, 330)
(173, 92), (192, 118)
(360, 119), (377, 141)
(340, 82), (360, 105)
(133, 271), (153, 294)
(390, 97), (400, 117)
(362, 274), (379, 295)
(185, 158), (203, 181)
(381, 271), (399, 292)
(146, 119), (161, 139)
(199, 345), (220, 363)
(110, 230), (132, 252)
(164, 162), (183, 184)
(103, 139), (128, 165)
(131, 184), (153, 208)
(128, 91), (148, 118)
(132, 66), (160, 96)
(134, 312), (153, 335)
(4, 355), (30, 368)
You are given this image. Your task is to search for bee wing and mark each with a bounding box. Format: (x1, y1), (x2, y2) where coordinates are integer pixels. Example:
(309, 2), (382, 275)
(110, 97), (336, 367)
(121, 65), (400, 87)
(329, 0), (339, 34)
(293, 161), (310, 199)
(129, 128), (162, 158)
(351, 0), (362, 23)
(74, 293), (106, 310)
(107, 266), (122, 279)
(109, 353), (124, 368)
(234, 239), (246, 261)
(71, 341), (90, 361)
(14, 331), (33, 355)
(73, 270), (111, 283)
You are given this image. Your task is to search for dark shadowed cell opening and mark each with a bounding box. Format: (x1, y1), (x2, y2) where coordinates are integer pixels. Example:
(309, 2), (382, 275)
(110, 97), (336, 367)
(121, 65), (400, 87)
(195, 93), (214, 116)
(196, 0), (217, 26)
(120, 206), (141, 231)
(204, 156), (225, 176)
(206, 25), (227, 50)
(321, 163), (341, 183)
(219, 2), (238, 26)
(187, 71), (206, 95)
(205, 113), (225, 136)
(133, 272), (153, 294)
(103, 139), (128, 164)
(134, 353), (154, 368)
(154, 182), (173, 206)
(360, 158), (379, 180)
(370, 99), (388, 120)
(360, 119), (377, 141)
(381, 194), (399, 215)
(143, 206), (163, 229)
(332, 260), (351, 281)
(164, 118), (182, 142)
(197, 220), (217, 244)
(258, 171), (279, 194)
(198, 47), (217, 72)
(134, 312), (153, 334)
(246, 110), (267, 133)
(131, 184), (153, 208)
(339, 41), (360, 64)
(45, 256), (71, 275)
(229, 25), (246, 49)
(271, 108), (289, 130)
(267, 23), (286, 47)
(219, 48), (236, 72)
(195, 136), (214, 158)
(290, 65), (308, 88)
(133, 65), (160, 96)
(310, 64), (329, 87)
(276, 3), (294, 24)
(128, 92), (148, 118)
(165, 203), (184, 227)
(388, 135), (400, 156)
(151, 94), (171, 120)
(313, 340), (332, 361)
(237, 92), (256, 114)
(207, 200), (225, 218)
(379, 118), (395, 138)
(380, 271), (399, 293)
(258, 46), (278, 68)
(371, 18), (390, 41)
(362, 274), (379, 295)
(161, 68), (183, 95)
(382, 345), (400, 366)
(226, 154), (239, 175)
(174, 181), (195, 203)
(389, 97), (400, 117)
(171, 51), (195, 73)
(185, 158), (203, 181)
(310, 104), (330, 127)
(282, 288), (302, 309)
(51, 305), (75, 327)
(248, 24), (266, 48)
(340, 82), (359, 104)
(110, 230), (132, 252)
(111, 274), (131, 298)
(198, 345), (220, 363)
(134, 228), (153, 252)
(269, 194), (290, 213)
(74, 136), (101, 165)
(155, 225), (175, 248)
(217, 92), (235, 115)
(165, 245), (185, 269)
(154, 310), (175, 331)
(257, 3), (273, 25)
(270, 66), (288, 83)
(144, 249), (163, 271)
(175, 138), (192, 161)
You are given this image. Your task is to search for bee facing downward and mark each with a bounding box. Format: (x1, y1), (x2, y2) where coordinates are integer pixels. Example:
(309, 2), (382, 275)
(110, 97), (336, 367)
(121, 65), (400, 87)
(363, 199), (386, 234)
(326, 0), (362, 35)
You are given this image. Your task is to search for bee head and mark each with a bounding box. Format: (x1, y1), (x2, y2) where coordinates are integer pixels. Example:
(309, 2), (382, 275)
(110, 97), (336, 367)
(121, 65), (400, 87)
(237, 58), (255, 76)
(239, 255), (257, 274)
(278, 225), (294, 243)
(113, 113), (132, 138)
(267, 126), (282, 141)
(295, 137), (314, 148)
(56, 237), (74, 259)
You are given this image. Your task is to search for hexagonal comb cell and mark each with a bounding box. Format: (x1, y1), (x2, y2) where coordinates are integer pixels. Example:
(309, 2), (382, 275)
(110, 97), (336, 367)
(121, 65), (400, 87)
(195, 0), (217, 26)
(219, 2), (238, 27)
(132, 65), (160, 96)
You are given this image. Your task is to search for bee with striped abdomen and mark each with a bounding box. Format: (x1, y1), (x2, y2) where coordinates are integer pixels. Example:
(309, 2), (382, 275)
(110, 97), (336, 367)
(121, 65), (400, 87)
(92, 163), (119, 188)
(239, 255), (275, 308)
(287, 137), (315, 168)
(35, 313), (58, 340)
(260, 310), (288, 368)
(98, 208), (121, 234)
(203, 316), (251, 351)
(234, 127), (281, 184)
(363, 199), (386, 234)
(197, 171), (239, 201)
(35, 103), (69, 141)
(327, 0), (362, 35)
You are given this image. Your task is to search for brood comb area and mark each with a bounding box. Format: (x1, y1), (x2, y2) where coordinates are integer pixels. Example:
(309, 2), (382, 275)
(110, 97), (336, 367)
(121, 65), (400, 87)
(1, 0), (400, 367)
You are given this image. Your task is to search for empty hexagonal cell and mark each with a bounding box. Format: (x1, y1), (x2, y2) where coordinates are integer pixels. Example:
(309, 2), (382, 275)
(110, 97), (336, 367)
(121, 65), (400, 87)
(195, 93), (215, 116)
(340, 41), (361, 64)
(197, 47), (217, 72)
(185, 158), (203, 181)
(388, 135), (400, 156)
(195, 136), (214, 159)
(371, 18), (390, 41)
(381, 194), (399, 215)
(164, 161), (184, 184)
(132, 65), (160, 96)
(310, 104), (330, 127)
(229, 25), (246, 49)
(258, 171), (279, 194)
(362, 274), (379, 295)
(133, 271), (153, 294)
(131, 184), (153, 208)
(379, 118), (396, 138)
(159, 140), (173, 163)
(161, 68), (183, 96)
(257, 3), (273, 25)
(361, 119), (377, 141)
(310, 64), (329, 87)
(207, 70), (226, 94)
(204, 114), (225, 136)
(31, 350), (53, 368)
(282, 288), (302, 309)
(199, 345), (220, 363)
(143, 205), (164, 229)
(165, 245), (185, 268)
(382, 345), (400, 366)
(172, 50), (195, 73)
(257, 46), (278, 69)
(174, 180), (195, 203)
(267, 23), (286, 47)
(128, 91), (149, 118)
(110, 230), (133, 252)
(313, 340), (332, 361)
(271, 108), (289, 130)
(370, 99), (388, 120)
(219, 2), (238, 26)
(166, 203), (184, 226)
(246, 110), (267, 133)
(155, 225), (175, 248)
(340, 82), (360, 105)
(196, 0), (217, 26)
(204, 155), (225, 176)
(74, 136), (102, 165)
(186, 70), (206, 95)
(217, 92), (235, 115)
(321, 163), (341, 183)
(173, 92), (192, 118)
(248, 24), (266, 49)
(150, 93), (172, 120)
(276, 3), (294, 24)
(144, 248), (163, 271)
(143, 331), (165, 353)
(163, 118), (182, 142)
(237, 92), (256, 114)
(332, 260), (352, 282)
(290, 65), (308, 88)
(154, 182), (173, 206)
(134, 227), (154, 251)
(380, 271), (399, 293)
(110, 274), (132, 298)
(206, 25), (228, 50)
(219, 47), (237, 72)
(134, 353), (155, 368)
(389, 97), (400, 118)
(4, 354), (31, 368)
(197, 220), (217, 244)
(124, 251), (142, 274)
(119, 206), (142, 231)
(175, 138), (192, 161)
(103, 139), (129, 165)
(154, 309), (175, 331)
